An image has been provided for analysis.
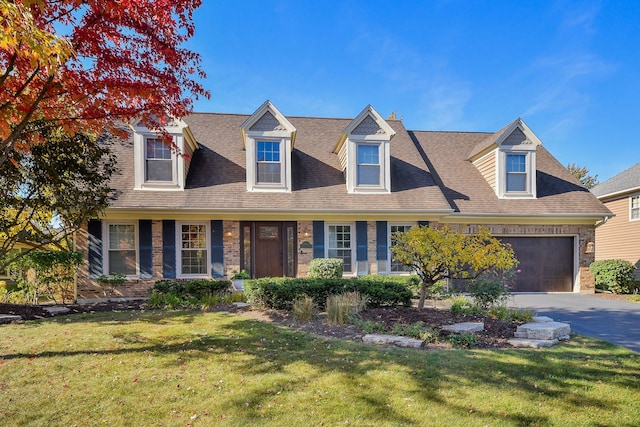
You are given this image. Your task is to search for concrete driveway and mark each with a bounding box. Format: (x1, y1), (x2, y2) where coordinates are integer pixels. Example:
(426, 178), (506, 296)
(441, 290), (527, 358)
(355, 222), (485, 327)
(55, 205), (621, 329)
(507, 293), (640, 353)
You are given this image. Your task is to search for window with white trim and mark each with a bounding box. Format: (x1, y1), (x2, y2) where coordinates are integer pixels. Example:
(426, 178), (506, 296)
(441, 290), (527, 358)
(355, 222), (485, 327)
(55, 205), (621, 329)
(357, 144), (381, 186)
(256, 141), (282, 184)
(178, 223), (209, 277)
(345, 139), (390, 193)
(506, 154), (527, 192)
(631, 195), (640, 221)
(145, 138), (174, 182)
(498, 149), (536, 198)
(389, 224), (412, 273)
(105, 223), (138, 276)
(327, 224), (353, 274)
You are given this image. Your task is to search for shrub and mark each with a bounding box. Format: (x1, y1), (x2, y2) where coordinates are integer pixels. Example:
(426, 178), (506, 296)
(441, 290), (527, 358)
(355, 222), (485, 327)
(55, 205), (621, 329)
(243, 277), (412, 310)
(292, 295), (315, 322)
(309, 258), (343, 278)
(390, 322), (438, 342)
(488, 306), (534, 323)
(468, 277), (511, 309)
(148, 279), (233, 309)
(590, 259), (637, 294)
(352, 319), (386, 334)
(449, 295), (473, 313)
(151, 279), (231, 300)
(326, 292), (366, 325)
(8, 250), (82, 304)
(448, 332), (477, 348)
(231, 269), (250, 280)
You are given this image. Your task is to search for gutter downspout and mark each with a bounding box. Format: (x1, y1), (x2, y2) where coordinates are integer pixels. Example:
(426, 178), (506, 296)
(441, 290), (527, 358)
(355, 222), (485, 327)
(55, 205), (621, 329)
(595, 215), (613, 228)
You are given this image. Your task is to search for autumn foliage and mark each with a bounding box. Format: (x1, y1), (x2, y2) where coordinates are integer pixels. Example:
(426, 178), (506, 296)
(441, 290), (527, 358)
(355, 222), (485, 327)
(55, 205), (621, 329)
(0, 0), (208, 166)
(391, 225), (518, 309)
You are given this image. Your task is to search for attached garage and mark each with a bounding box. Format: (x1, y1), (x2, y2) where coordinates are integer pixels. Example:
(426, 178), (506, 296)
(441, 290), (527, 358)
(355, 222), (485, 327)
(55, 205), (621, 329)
(499, 236), (575, 292)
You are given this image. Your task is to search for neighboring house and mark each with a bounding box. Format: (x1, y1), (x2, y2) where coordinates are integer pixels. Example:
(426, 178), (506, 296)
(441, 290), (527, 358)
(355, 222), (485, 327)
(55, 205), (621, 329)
(591, 163), (640, 279)
(76, 101), (611, 299)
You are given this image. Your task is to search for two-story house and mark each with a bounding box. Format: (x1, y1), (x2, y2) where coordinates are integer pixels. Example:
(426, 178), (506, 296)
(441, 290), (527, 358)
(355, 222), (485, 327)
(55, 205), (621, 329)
(76, 101), (611, 299)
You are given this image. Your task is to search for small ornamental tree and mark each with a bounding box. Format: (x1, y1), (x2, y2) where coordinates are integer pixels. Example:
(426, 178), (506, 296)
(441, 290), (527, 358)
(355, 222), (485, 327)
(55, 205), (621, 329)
(391, 225), (518, 309)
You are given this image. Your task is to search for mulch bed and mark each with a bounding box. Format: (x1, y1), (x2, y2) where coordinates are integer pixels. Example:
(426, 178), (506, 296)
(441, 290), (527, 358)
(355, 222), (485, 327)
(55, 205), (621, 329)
(1, 300), (518, 349)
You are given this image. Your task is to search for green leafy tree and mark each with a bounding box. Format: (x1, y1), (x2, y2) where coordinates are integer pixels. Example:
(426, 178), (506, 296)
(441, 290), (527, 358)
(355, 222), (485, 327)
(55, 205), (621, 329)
(567, 163), (599, 189)
(391, 225), (518, 309)
(0, 121), (116, 267)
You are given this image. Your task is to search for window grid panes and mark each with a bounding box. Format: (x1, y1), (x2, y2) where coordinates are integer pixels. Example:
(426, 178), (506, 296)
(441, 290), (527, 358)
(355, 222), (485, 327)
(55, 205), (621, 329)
(357, 144), (380, 186)
(180, 224), (207, 275)
(328, 225), (352, 273)
(108, 224), (136, 276)
(145, 138), (173, 182)
(390, 225), (412, 272)
(631, 196), (640, 220)
(256, 141), (281, 183)
(506, 154), (527, 192)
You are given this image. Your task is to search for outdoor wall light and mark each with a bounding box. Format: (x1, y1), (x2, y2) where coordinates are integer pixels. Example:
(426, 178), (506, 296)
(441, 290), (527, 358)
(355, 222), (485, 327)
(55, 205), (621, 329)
(585, 241), (595, 254)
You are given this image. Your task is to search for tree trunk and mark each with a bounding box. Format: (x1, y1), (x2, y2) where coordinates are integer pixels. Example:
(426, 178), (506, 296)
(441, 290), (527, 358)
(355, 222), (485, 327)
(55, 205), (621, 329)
(418, 281), (427, 309)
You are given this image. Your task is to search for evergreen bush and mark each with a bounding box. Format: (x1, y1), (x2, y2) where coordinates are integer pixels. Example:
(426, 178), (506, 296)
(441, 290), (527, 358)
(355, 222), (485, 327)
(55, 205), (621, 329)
(589, 259), (638, 294)
(309, 258), (343, 278)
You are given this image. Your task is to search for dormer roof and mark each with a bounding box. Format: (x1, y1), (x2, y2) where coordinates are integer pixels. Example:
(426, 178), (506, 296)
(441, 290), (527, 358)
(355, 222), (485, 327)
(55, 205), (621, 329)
(467, 118), (542, 161)
(240, 100), (297, 149)
(129, 116), (198, 153)
(333, 105), (396, 153)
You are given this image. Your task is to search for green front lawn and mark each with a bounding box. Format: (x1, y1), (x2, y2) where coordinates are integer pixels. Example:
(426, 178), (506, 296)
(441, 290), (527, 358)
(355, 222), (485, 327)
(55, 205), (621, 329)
(1, 310), (639, 426)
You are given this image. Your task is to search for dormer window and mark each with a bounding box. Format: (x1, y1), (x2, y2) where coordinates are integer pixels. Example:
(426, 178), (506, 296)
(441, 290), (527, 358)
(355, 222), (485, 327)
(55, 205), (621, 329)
(132, 117), (198, 191)
(256, 140), (282, 184)
(357, 144), (382, 186)
(469, 118), (541, 199)
(145, 137), (174, 182)
(241, 101), (296, 193)
(506, 153), (527, 192)
(334, 105), (396, 194)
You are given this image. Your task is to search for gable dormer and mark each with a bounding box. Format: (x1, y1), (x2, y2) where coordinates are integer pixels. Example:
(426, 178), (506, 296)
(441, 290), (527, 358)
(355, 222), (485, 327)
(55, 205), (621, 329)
(132, 117), (197, 191)
(334, 105), (396, 194)
(241, 101), (296, 192)
(468, 118), (541, 199)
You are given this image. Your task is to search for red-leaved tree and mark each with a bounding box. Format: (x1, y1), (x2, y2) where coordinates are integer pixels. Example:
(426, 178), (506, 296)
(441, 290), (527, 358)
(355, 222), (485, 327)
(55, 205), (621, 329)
(0, 0), (209, 166)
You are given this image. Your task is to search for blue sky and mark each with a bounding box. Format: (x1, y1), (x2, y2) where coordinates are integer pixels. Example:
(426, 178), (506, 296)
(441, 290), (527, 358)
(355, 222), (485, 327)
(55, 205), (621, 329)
(187, 1), (640, 182)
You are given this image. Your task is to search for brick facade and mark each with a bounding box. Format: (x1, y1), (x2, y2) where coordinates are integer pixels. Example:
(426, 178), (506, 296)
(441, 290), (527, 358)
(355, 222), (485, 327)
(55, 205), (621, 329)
(75, 220), (597, 300)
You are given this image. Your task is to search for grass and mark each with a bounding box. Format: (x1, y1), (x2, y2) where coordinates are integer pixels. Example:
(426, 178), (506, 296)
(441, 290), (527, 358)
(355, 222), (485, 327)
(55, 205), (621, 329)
(1, 310), (640, 426)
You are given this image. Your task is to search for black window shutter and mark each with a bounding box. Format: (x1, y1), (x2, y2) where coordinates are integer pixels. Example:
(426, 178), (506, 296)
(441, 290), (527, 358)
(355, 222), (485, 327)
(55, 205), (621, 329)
(418, 221), (430, 227)
(211, 220), (224, 278)
(162, 220), (176, 278)
(87, 219), (102, 278)
(312, 221), (324, 258)
(139, 220), (153, 279)
(356, 221), (368, 262)
(376, 221), (388, 261)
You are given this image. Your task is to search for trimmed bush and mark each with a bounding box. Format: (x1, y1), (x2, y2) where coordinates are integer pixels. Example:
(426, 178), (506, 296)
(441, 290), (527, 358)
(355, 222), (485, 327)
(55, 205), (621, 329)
(243, 277), (412, 310)
(151, 279), (231, 300)
(309, 258), (343, 278)
(589, 259), (637, 294)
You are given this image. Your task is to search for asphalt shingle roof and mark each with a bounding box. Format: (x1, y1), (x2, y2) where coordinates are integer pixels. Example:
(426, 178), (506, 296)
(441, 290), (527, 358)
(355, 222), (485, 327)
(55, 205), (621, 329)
(591, 162), (640, 198)
(108, 113), (452, 214)
(106, 112), (610, 217)
(410, 130), (611, 215)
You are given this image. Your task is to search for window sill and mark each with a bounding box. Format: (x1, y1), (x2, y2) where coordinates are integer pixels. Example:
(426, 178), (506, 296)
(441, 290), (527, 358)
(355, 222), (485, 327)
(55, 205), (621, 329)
(136, 183), (182, 191)
(500, 192), (535, 199)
